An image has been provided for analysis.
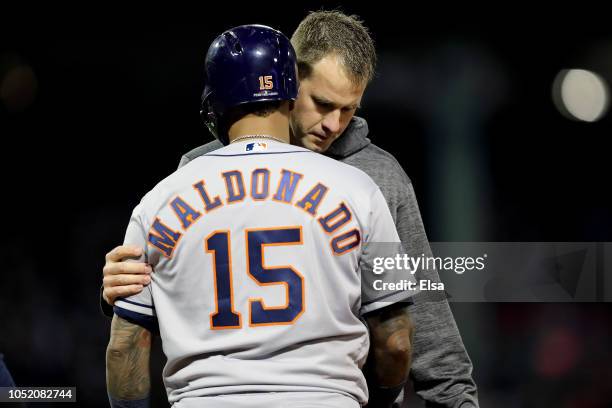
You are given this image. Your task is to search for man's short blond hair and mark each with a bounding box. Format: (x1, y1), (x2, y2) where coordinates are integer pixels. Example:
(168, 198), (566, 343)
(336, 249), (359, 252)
(291, 10), (376, 86)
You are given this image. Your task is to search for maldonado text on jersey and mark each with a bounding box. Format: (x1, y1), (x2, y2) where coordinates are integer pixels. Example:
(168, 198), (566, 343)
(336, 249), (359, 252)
(147, 167), (361, 258)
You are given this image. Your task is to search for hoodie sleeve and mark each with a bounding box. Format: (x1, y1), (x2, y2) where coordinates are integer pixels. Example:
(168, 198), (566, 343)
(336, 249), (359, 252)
(326, 124), (479, 407)
(390, 163), (479, 408)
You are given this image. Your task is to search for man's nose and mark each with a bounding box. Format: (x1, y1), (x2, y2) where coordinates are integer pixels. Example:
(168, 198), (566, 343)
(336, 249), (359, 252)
(321, 109), (341, 134)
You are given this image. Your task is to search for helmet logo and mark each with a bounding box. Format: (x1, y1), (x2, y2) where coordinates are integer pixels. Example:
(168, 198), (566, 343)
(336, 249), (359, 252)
(258, 75), (274, 90)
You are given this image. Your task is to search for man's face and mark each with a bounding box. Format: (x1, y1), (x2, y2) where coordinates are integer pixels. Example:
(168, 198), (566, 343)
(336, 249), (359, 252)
(290, 54), (366, 153)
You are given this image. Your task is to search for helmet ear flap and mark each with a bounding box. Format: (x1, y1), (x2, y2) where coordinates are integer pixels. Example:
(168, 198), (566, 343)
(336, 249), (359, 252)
(200, 93), (214, 133)
(201, 91), (229, 145)
(202, 110), (218, 137)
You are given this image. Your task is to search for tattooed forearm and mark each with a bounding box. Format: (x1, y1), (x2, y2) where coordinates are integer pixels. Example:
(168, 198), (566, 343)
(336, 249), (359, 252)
(366, 304), (414, 386)
(106, 315), (152, 400)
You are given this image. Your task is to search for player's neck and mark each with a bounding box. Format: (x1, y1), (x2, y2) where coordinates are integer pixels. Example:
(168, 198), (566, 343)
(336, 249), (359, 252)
(228, 107), (291, 144)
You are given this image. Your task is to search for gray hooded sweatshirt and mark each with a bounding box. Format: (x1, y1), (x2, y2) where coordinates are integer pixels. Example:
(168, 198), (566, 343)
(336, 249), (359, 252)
(177, 116), (479, 407)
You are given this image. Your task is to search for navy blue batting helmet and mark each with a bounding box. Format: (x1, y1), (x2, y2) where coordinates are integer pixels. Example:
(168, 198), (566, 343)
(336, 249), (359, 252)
(201, 24), (299, 145)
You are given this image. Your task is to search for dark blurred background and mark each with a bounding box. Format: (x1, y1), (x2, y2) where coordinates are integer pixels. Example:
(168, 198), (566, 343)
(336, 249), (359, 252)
(1, 3), (611, 407)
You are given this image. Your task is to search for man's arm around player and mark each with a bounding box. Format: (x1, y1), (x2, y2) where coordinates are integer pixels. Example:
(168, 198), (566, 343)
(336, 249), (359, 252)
(106, 315), (152, 408)
(102, 246), (152, 309)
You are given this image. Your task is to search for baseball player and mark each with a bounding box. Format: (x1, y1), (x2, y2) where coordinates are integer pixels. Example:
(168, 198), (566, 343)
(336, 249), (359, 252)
(106, 25), (415, 408)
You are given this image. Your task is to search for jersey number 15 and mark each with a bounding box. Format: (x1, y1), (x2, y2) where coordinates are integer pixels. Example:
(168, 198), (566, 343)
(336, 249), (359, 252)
(205, 226), (304, 329)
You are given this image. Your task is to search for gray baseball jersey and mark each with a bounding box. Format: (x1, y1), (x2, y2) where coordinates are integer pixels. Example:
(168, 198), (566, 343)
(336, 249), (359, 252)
(114, 140), (416, 406)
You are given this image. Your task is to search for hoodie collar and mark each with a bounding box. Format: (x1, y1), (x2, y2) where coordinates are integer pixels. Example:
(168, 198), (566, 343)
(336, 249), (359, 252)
(324, 116), (371, 159)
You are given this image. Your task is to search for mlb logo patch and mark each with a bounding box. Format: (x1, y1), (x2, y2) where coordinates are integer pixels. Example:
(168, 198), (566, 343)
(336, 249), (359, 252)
(246, 142), (268, 152)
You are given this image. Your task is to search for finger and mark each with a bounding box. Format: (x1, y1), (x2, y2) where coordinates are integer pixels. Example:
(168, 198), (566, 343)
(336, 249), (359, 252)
(105, 245), (143, 262)
(105, 285), (144, 304)
(103, 261), (152, 277)
(104, 274), (151, 288)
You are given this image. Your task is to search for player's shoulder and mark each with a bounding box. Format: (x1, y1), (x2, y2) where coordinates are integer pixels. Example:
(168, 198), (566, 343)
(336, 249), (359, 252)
(159, 141), (242, 182)
(137, 169), (182, 208)
(138, 154), (208, 210)
(139, 139), (226, 203)
(201, 140), (380, 192)
(178, 139), (224, 168)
